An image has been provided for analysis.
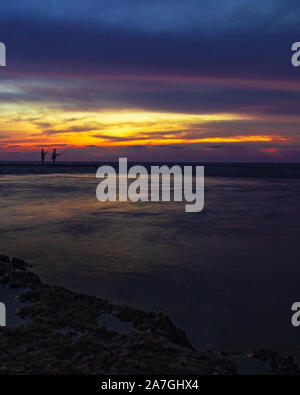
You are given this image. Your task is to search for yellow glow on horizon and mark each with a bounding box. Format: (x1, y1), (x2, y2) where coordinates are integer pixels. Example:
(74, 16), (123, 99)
(0, 104), (288, 151)
(79, 135), (286, 147)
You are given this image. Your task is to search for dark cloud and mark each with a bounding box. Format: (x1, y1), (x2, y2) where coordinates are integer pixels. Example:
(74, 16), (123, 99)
(0, 2), (299, 82)
(1, 1), (300, 161)
(0, 2), (299, 118)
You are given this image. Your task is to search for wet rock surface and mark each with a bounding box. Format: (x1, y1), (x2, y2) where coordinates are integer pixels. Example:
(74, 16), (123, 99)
(0, 255), (298, 375)
(251, 349), (300, 375)
(0, 255), (235, 375)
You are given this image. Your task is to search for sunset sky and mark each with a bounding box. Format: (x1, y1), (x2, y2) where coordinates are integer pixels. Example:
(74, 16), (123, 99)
(0, 0), (300, 161)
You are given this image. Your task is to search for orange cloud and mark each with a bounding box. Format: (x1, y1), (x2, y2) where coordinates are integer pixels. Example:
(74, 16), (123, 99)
(0, 104), (290, 153)
(262, 148), (279, 153)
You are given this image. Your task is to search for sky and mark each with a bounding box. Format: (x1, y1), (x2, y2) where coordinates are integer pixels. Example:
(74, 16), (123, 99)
(0, 0), (300, 162)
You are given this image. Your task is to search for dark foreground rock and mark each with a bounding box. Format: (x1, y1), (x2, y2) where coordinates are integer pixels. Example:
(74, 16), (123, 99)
(1, 255), (299, 375)
(0, 255), (235, 375)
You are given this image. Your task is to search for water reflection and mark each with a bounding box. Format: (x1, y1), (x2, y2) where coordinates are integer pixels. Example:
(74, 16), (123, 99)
(1, 173), (300, 357)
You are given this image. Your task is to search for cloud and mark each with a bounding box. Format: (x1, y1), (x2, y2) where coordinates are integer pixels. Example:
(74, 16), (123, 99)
(0, 1), (299, 83)
(1, 1), (300, 161)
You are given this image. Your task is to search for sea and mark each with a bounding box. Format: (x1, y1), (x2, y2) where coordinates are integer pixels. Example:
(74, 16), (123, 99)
(1, 162), (300, 359)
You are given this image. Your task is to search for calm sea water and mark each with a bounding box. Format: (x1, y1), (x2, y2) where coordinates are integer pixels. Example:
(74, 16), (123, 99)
(1, 163), (300, 358)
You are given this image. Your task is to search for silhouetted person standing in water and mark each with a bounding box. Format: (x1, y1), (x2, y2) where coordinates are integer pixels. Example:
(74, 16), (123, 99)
(51, 149), (61, 165)
(41, 149), (47, 165)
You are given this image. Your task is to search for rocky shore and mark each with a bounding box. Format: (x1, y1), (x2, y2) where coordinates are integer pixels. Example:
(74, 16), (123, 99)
(0, 255), (298, 375)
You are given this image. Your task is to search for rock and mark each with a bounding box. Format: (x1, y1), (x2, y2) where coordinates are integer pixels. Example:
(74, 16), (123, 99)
(252, 349), (300, 375)
(1, 254), (296, 375)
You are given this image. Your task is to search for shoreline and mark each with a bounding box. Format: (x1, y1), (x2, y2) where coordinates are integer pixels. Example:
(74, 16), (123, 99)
(0, 255), (299, 375)
(1, 162), (300, 179)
